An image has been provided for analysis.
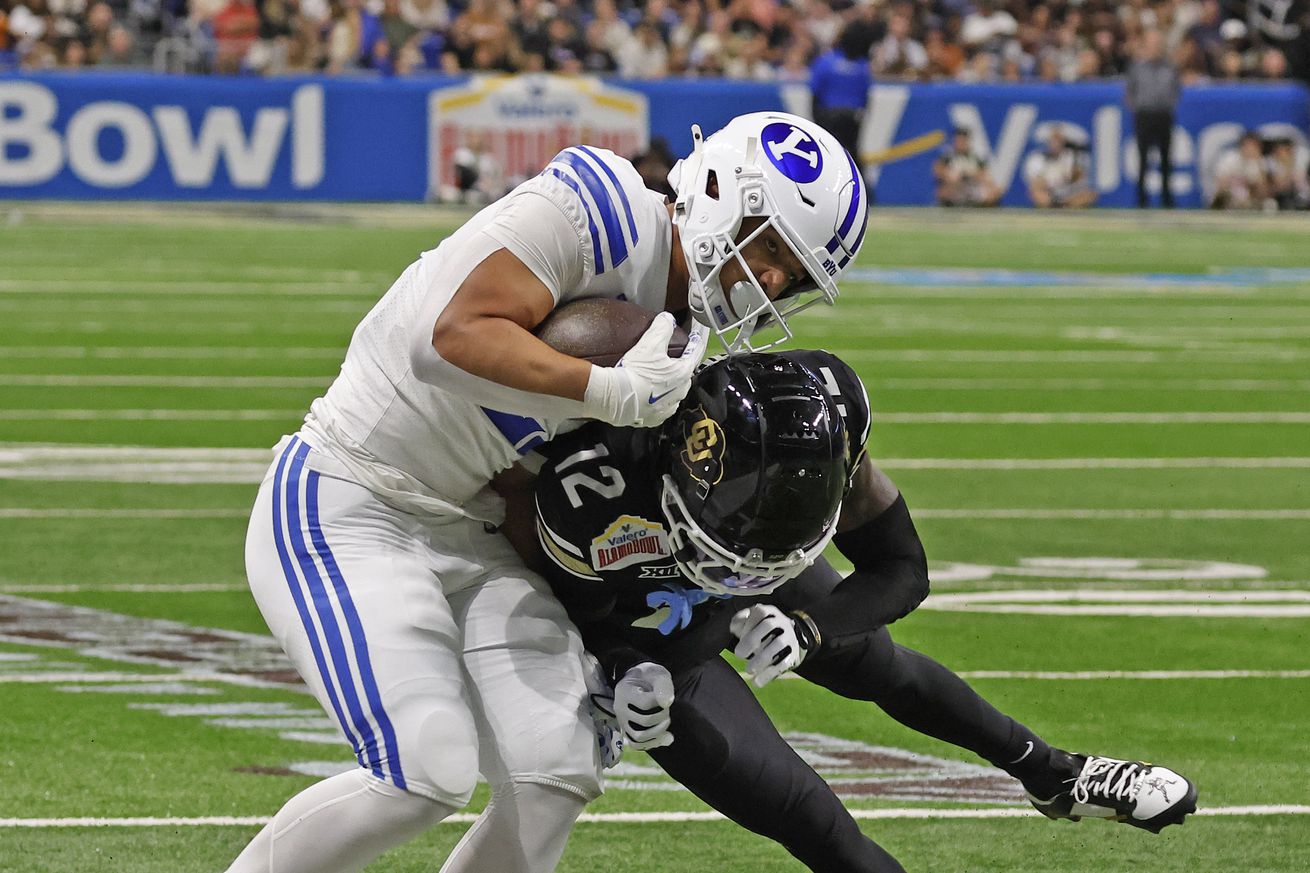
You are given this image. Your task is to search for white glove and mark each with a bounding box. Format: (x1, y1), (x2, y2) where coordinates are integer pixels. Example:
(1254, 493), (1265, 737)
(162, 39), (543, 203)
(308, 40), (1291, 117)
(583, 314), (709, 427)
(593, 661), (675, 750)
(731, 604), (808, 688)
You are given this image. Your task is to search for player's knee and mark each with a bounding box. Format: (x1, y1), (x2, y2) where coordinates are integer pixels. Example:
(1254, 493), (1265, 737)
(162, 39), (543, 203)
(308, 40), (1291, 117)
(359, 770), (459, 830)
(408, 709), (480, 806)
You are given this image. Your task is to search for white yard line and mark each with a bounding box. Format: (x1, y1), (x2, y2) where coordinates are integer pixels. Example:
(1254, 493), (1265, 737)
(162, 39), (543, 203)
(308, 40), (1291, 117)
(0, 509), (248, 518)
(876, 412), (1310, 424)
(3, 410), (1308, 424)
(870, 378), (1310, 392)
(0, 583), (247, 593)
(831, 348), (1310, 363)
(2, 507), (1306, 521)
(0, 279), (377, 296)
(6, 447), (1309, 473)
(7, 375), (1309, 393)
(0, 446), (270, 461)
(954, 670), (1310, 680)
(0, 806), (1305, 827)
(0, 346), (341, 359)
(0, 410), (297, 421)
(879, 457), (1310, 469)
(0, 375), (328, 388)
(915, 509), (1310, 520)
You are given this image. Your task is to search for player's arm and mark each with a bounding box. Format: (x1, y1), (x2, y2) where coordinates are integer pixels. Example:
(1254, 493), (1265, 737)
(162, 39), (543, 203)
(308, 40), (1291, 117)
(431, 248), (594, 403)
(409, 187), (705, 426)
(794, 460), (929, 650)
(490, 462), (547, 577)
(732, 459), (929, 686)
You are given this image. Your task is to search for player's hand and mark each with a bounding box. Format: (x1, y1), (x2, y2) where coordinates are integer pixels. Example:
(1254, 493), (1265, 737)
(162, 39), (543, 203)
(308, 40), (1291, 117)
(731, 604), (808, 687)
(598, 661), (675, 750)
(585, 314), (708, 428)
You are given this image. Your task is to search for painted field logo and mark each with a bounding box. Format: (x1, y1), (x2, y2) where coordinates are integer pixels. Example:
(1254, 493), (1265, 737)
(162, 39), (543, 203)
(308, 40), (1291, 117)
(591, 515), (670, 572)
(606, 732), (1026, 805)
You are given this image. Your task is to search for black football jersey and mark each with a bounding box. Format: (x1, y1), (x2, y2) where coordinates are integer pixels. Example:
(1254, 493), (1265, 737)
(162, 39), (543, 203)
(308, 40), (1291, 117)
(534, 350), (871, 677)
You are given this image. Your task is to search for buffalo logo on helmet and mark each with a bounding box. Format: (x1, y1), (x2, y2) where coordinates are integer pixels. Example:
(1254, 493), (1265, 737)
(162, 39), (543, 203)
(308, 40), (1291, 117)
(761, 122), (824, 184)
(679, 406), (726, 489)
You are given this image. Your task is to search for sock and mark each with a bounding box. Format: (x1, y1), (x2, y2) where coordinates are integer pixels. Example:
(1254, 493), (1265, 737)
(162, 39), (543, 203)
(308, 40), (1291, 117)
(438, 781), (586, 873)
(1006, 744), (1086, 801)
(225, 769), (456, 873)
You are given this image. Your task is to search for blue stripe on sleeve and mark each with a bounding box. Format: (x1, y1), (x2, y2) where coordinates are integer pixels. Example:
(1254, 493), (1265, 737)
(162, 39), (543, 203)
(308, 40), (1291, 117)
(575, 146), (639, 243)
(271, 438), (375, 778)
(554, 149), (628, 270)
(306, 469), (407, 791)
(482, 407), (547, 455)
(284, 439), (387, 781)
(545, 167), (605, 274)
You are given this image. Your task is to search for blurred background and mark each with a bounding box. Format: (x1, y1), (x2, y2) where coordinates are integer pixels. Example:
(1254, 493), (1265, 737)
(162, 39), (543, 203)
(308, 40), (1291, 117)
(1, 0), (1308, 208)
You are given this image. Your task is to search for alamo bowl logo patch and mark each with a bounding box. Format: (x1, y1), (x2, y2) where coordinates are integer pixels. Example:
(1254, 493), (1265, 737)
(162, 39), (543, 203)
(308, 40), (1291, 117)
(761, 121), (823, 184)
(679, 407), (726, 487)
(590, 515), (671, 571)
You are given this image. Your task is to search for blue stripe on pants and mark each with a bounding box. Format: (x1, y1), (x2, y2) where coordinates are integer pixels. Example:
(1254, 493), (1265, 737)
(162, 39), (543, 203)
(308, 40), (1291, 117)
(270, 438), (371, 773)
(305, 468), (407, 791)
(283, 438), (387, 780)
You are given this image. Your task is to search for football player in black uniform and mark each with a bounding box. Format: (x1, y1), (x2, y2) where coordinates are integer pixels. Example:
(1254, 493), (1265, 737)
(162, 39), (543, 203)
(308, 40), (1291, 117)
(506, 351), (1197, 872)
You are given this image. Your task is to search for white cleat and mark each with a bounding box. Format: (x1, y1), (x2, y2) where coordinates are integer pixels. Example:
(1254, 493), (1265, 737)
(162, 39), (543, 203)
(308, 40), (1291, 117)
(1028, 755), (1198, 834)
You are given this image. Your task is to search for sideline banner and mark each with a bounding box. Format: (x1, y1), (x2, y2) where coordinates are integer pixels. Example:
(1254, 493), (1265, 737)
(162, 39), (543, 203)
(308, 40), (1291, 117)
(0, 73), (1304, 206)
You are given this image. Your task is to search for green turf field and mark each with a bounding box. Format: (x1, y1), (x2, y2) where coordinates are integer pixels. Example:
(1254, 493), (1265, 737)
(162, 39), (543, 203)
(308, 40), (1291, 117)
(1, 204), (1307, 872)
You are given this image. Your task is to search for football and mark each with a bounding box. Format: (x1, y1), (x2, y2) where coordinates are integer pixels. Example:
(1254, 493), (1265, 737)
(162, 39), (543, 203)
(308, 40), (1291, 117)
(534, 298), (690, 367)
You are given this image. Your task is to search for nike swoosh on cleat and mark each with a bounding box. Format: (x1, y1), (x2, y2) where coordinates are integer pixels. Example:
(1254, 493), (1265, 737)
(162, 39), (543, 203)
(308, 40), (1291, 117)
(648, 390), (674, 404)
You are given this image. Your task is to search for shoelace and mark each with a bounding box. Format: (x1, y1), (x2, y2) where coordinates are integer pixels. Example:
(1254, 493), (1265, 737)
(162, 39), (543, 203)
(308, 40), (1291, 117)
(1071, 758), (1145, 806)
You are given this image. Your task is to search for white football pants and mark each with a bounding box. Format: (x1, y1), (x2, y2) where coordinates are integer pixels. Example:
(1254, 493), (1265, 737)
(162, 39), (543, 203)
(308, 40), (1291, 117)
(232, 436), (602, 871)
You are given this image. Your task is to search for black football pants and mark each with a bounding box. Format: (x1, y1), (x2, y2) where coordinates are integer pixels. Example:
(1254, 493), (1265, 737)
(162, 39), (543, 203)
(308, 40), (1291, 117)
(649, 562), (1051, 872)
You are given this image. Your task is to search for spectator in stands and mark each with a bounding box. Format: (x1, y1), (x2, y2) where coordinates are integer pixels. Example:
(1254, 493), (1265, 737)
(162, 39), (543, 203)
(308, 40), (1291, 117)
(873, 9), (927, 79)
(510, 0), (549, 69)
(445, 0), (510, 72)
(924, 26), (965, 79)
(62, 37), (88, 66)
(399, 0), (446, 32)
(97, 22), (144, 65)
(1266, 138), (1310, 210)
(1026, 128), (1098, 208)
(617, 19), (668, 78)
(934, 127), (1003, 207)
(1127, 27), (1180, 208)
(1210, 130), (1270, 209)
(1186, 0), (1224, 75)
(212, 0), (259, 72)
(589, 0), (629, 57)
(1259, 46), (1289, 79)
(962, 0), (1018, 52)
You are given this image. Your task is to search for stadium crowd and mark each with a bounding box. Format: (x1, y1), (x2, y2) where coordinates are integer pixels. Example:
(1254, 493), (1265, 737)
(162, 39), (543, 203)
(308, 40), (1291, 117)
(0, 0), (1302, 84)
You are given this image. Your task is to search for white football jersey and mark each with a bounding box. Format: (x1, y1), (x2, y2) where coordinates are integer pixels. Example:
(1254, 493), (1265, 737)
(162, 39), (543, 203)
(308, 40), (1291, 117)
(299, 146), (673, 523)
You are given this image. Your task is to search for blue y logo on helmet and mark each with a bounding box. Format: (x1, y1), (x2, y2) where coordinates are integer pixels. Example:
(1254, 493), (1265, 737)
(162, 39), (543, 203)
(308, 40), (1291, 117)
(761, 122), (823, 184)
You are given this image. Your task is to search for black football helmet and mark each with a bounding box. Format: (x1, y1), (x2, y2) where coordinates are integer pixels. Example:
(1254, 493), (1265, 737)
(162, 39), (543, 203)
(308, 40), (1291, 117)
(658, 354), (851, 596)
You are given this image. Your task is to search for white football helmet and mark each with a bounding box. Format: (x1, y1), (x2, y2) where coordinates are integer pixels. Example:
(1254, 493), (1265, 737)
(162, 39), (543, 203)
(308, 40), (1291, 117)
(668, 111), (869, 354)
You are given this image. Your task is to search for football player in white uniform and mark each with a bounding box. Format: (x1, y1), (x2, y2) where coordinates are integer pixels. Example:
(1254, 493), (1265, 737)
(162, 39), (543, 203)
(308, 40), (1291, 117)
(225, 111), (869, 873)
